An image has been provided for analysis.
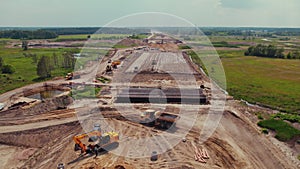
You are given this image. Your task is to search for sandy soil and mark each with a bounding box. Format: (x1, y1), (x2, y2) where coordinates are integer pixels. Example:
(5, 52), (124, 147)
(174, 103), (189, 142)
(0, 98), (299, 169)
(0, 36), (299, 169)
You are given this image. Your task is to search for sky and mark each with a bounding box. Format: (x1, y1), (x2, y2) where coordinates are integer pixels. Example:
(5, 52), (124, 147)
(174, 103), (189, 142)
(0, 0), (299, 27)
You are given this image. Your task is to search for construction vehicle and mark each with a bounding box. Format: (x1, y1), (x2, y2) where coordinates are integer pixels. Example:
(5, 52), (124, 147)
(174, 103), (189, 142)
(73, 124), (119, 155)
(111, 60), (121, 69)
(106, 60), (121, 73)
(57, 163), (64, 169)
(0, 103), (5, 111)
(65, 72), (81, 80)
(140, 109), (179, 129)
(106, 65), (113, 72)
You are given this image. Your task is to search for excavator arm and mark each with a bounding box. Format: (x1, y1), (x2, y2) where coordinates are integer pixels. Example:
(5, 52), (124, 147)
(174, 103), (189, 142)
(73, 130), (101, 153)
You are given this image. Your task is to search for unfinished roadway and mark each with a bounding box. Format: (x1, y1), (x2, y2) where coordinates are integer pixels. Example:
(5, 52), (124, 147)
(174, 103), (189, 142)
(0, 35), (299, 169)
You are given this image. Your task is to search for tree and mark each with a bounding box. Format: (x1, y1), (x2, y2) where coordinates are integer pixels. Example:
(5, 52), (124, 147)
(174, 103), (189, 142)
(52, 53), (59, 67)
(276, 48), (285, 58)
(62, 52), (76, 69)
(287, 52), (292, 59)
(0, 30), (58, 39)
(0, 57), (3, 68)
(22, 41), (28, 51)
(2, 64), (15, 74)
(293, 51), (300, 59)
(245, 44), (287, 59)
(37, 56), (51, 78)
(31, 54), (38, 64)
(245, 46), (254, 56)
(266, 45), (276, 58)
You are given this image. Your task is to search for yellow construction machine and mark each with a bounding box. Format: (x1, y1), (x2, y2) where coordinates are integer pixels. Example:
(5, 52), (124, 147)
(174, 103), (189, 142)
(73, 124), (119, 155)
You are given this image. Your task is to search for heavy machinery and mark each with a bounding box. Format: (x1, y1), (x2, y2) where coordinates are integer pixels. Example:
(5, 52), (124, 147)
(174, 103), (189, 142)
(111, 60), (121, 68)
(140, 109), (179, 129)
(106, 60), (121, 72)
(73, 124), (119, 155)
(0, 103), (5, 111)
(106, 65), (113, 72)
(65, 72), (80, 80)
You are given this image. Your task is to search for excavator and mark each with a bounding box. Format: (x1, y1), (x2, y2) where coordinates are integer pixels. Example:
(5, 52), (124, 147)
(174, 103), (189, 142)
(73, 124), (119, 155)
(106, 60), (121, 72)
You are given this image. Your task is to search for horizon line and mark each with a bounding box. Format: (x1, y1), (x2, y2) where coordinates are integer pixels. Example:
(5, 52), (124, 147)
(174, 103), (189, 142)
(1, 26), (300, 29)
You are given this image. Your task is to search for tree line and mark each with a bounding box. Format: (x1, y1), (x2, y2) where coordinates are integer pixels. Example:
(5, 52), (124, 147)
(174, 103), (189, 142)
(36, 52), (76, 78)
(0, 30), (58, 39)
(0, 52), (76, 79)
(245, 44), (300, 59)
(42, 27), (150, 35)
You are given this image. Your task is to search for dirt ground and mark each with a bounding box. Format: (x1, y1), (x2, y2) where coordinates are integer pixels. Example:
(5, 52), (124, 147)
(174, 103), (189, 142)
(1, 101), (298, 169)
(5, 39), (120, 49)
(0, 35), (299, 169)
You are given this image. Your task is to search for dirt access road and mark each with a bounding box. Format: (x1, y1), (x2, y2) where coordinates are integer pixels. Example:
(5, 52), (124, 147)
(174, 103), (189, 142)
(5, 102), (295, 169)
(0, 34), (299, 168)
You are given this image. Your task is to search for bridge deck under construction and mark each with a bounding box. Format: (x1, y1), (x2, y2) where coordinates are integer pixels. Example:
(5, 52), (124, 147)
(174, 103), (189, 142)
(115, 87), (207, 104)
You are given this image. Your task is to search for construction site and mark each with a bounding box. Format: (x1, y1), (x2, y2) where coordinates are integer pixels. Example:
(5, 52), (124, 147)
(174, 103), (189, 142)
(0, 33), (299, 169)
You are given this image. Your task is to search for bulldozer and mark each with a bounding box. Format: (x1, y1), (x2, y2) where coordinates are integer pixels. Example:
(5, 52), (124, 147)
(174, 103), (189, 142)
(140, 109), (179, 129)
(73, 124), (119, 155)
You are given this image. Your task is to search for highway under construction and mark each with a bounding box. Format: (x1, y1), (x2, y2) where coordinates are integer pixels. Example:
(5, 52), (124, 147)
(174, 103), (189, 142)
(0, 33), (298, 169)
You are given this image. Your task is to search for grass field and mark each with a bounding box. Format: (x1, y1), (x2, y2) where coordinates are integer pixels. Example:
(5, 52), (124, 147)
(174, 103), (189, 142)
(113, 43), (138, 49)
(71, 86), (101, 99)
(1, 35), (300, 114)
(258, 119), (300, 141)
(220, 50), (300, 113)
(0, 40), (79, 94)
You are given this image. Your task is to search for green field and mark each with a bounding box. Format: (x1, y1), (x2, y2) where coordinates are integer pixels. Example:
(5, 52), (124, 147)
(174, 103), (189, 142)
(1, 34), (300, 114)
(221, 51), (300, 113)
(71, 86), (101, 99)
(258, 119), (300, 141)
(0, 40), (79, 94)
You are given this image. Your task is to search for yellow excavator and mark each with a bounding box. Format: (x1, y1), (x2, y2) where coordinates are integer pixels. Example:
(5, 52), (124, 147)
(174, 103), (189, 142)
(73, 124), (119, 155)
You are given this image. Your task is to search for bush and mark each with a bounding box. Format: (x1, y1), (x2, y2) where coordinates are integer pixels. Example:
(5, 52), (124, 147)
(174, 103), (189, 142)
(179, 45), (191, 49)
(71, 86), (101, 99)
(212, 41), (239, 48)
(256, 112), (264, 120)
(2, 64), (15, 74)
(271, 113), (300, 123)
(245, 44), (285, 58)
(258, 119), (300, 141)
(262, 128), (269, 134)
(97, 77), (111, 83)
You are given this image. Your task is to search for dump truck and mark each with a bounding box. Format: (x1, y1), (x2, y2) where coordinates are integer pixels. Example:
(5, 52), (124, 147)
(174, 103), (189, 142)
(73, 124), (119, 155)
(140, 109), (179, 129)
